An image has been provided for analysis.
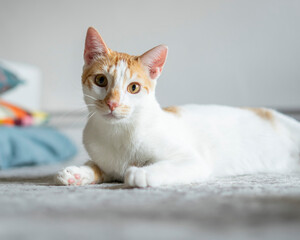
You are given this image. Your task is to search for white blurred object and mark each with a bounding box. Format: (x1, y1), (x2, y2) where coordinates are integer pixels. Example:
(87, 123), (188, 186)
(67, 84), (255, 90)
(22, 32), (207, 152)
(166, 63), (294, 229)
(0, 59), (42, 110)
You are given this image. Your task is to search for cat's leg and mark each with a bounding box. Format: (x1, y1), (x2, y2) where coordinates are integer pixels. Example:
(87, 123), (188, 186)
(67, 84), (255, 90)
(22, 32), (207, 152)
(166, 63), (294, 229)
(125, 152), (211, 188)
(55, 161), (106, 186)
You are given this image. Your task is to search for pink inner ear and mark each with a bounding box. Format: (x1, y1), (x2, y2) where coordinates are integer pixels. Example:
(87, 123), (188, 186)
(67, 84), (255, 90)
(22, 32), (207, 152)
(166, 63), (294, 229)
(150, 68), (160, 79)
(84, 27), (109, 65)
(149, 50), (167, 79)
(140, 45), (168, 80)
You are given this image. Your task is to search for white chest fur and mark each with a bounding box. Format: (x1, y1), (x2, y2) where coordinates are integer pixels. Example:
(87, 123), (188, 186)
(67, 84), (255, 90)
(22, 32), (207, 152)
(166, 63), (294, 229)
(83, 113), (154, 180)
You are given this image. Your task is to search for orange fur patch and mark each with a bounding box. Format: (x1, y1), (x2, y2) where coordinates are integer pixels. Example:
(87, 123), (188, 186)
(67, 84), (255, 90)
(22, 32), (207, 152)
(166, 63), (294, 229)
(82, 61), (107, 89)
(131, 161), (140, 167)
(85, 161), (104, 183)
(82, 50), (154, 93)
(245, 108), (274, 122)
(95, 99), (106, 110)
(163, 106), (181, 116)
(105, 87), (120, 103)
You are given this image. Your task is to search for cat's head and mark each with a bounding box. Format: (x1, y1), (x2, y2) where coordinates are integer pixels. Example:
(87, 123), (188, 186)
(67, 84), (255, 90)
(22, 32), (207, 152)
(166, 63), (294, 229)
(82, 27), (168, 123)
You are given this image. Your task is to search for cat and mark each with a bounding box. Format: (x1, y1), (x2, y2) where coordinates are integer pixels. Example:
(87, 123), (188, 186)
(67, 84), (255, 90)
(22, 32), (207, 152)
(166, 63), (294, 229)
(56, 27), (300, 187)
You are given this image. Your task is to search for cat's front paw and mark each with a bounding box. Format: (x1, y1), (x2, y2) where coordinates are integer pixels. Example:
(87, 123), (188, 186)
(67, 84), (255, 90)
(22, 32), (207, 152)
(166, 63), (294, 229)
(125, 167), (159, 188)
(55, 166), (96, 186)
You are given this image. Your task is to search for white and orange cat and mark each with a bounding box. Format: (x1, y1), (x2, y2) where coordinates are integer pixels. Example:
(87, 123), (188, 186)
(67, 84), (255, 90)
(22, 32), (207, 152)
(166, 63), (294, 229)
(56, 27), (300, 187)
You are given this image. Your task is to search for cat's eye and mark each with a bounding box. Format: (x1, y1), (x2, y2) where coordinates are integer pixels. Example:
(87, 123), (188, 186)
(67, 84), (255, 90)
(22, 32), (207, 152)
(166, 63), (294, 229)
(94, 74), (108, 87)
(127, 82), (141, 94)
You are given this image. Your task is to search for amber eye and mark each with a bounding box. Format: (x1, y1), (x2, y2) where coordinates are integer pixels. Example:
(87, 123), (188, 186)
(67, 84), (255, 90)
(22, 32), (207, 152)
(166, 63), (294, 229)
(127, 82), (141, 94)
(94, 74), (108, 87)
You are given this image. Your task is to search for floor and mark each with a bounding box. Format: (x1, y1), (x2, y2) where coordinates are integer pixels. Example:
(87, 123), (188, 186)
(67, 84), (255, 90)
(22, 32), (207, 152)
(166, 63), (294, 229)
(0, 111), (300, 240)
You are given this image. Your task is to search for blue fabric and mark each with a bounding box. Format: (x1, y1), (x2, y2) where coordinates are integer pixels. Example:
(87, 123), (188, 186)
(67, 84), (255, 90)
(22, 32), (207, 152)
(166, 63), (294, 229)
(0, 126), (77, 169)
(0, 65), (23, 94)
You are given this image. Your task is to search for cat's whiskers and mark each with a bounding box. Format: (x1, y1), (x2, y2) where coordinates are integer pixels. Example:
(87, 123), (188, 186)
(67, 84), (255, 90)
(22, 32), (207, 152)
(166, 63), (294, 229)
(86, 103), (98, 110)
(52, 105), (92, 124)
(84, 94), (98, 101)
(87, 111), (96, 123)
(86, 104), (97, 107)
(67, 106), (98, 128)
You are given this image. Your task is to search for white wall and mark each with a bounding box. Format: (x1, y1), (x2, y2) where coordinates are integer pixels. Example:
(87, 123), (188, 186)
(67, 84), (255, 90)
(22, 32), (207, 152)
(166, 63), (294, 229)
(0, 0), (300, 111)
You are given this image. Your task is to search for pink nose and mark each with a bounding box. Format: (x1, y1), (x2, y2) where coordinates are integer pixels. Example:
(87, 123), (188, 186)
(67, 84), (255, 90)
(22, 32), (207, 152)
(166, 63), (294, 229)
(106, 100), (119, 111)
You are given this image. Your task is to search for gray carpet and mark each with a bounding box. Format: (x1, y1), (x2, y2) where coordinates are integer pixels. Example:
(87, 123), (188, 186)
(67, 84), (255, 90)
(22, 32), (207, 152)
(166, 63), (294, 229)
(1, 112), (300, 240)
(0, 165), (300, 240)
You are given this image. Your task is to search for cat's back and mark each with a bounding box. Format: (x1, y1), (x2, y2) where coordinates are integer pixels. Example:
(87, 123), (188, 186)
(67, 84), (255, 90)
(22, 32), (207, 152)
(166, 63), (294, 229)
(178, 104), (258, 127)
(178, 104), (298, 135)
(179, 104), (242, 118)
(177, 104), (286, 140)
(176, 104), (300, 174)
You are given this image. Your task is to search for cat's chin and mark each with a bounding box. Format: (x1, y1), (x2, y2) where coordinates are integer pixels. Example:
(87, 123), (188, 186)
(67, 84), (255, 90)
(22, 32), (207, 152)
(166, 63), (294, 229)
(101, 112), (129, 123)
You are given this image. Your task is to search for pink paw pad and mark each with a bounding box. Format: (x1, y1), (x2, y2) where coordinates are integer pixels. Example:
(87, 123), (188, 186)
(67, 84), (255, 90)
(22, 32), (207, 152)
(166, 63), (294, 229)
(74, 173), (81, 179)
(68, 178), (75, 184)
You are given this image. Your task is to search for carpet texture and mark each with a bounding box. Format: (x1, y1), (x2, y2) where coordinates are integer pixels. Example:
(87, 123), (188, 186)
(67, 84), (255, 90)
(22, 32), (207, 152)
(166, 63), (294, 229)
(0, 165), (300, 240)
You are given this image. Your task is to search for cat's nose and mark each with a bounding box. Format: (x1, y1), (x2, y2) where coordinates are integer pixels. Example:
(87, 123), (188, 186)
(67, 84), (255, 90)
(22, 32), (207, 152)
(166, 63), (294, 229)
(106, 100), (119, 111)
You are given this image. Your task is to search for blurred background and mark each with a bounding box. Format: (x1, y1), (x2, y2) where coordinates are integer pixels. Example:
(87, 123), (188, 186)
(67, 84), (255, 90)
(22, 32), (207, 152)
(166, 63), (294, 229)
(1, 0), (300, 112)
(1, 1), (300, 240)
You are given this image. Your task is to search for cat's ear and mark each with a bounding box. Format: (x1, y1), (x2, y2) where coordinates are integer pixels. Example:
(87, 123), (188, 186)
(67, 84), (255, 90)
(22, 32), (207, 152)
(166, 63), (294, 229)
(139, 45), (168, 80)
(84, 27), (109, 65)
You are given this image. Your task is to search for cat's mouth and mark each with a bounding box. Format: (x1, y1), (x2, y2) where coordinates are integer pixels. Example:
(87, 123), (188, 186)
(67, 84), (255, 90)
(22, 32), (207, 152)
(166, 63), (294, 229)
(102, 111), (126, 121)
(103, 112), (116, 119)
(98, 105), (131, 122)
